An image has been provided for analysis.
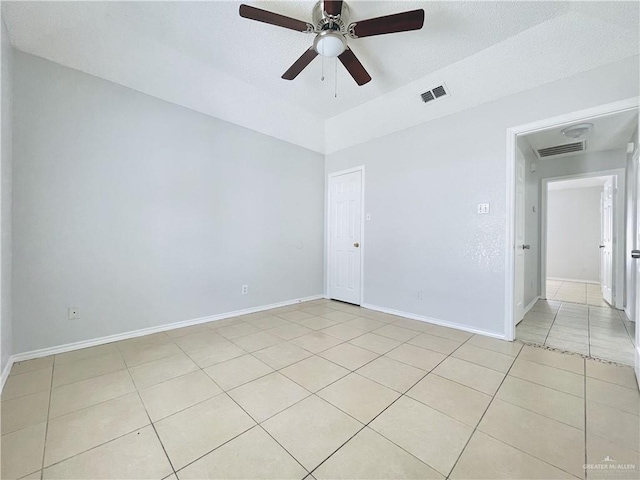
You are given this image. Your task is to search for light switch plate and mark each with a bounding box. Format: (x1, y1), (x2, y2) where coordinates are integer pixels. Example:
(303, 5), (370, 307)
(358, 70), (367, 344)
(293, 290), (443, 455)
(477, 203), (490, 214)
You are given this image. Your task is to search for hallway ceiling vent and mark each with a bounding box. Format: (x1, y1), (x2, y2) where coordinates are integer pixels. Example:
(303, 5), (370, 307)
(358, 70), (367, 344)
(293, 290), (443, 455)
(420, 84), (449, 103)
(536, 140), (586, 159)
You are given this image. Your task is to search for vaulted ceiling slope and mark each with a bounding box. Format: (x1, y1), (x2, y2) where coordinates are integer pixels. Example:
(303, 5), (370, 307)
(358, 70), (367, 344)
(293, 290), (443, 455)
(3, 1), (639, 153)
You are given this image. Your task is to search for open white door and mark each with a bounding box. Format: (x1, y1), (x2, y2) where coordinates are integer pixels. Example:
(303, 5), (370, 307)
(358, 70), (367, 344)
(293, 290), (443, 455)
(328, 169), (363, 305)
(633, 153), (640, 385)
(601, 178), (614, 305)
(514, 150), (526, 323)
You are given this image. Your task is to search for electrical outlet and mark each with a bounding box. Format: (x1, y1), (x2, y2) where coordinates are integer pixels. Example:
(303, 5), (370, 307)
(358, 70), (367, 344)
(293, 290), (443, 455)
(241, 285), (248, 295)
(68, 307), (79, 320)
(416, 291), (424, 300)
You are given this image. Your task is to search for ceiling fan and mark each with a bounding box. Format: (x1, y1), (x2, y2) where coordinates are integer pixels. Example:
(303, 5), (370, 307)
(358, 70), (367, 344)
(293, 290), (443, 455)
(239, 1), (425, 86)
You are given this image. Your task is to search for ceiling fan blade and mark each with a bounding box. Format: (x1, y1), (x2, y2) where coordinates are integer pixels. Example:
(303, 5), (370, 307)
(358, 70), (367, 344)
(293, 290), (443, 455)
(239, 4), (312, 33)
(338, 48), (371, 86)
(349, 9), (425, 38)
(282, 48), (318, 80)
(324, 1), (343, 16)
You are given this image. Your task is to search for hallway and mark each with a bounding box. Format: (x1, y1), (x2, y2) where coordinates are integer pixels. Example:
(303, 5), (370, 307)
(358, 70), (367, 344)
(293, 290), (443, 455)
(516, 299), (636, 365)
(545, 279), (609, 307)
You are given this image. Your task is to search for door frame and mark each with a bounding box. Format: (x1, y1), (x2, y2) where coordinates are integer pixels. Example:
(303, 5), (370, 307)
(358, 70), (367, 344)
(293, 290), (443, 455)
(326, 165), (365, 305)
(505, 97), (639, 341)
(540, 169), (625, 308)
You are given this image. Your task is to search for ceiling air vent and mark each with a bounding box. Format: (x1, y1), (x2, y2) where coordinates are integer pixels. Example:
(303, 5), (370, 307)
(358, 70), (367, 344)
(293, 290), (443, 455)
(420, 83), (449, 104)
(420, 91), (434, 103)
(432, 85), (447, 98)
(536, 140), (586, 159)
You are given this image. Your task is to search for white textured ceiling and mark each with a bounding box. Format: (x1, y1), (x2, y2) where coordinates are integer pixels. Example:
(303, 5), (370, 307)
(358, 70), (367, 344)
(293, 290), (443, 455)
(2, 1), (574, 114)
(525, 109), (638, 157)
(2, 1), (639, 153)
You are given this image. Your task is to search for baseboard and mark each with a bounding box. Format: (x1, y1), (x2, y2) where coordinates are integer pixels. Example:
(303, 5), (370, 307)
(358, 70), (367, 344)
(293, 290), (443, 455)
(524, 296), (540, 316)
(361, 303), (506, 340)
(624, 307), (633, 323)
(515, 296), (540, 326)
(9, 294), (324, 364)
(547, 277), (599, 284)
(0, 357), (13, 393)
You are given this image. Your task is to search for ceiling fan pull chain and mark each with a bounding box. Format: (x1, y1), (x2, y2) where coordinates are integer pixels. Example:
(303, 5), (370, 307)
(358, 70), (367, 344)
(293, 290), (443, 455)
(334, 57), (338, 98)
(321, 54), (325, 81)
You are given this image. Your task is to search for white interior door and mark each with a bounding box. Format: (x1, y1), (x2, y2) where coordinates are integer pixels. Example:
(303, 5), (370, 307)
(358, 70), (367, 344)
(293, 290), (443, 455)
(328, 170), (362, 305)
(634, 153), (640, 384)
(514, 151), (526, 323)
(601, 178), (614, 305)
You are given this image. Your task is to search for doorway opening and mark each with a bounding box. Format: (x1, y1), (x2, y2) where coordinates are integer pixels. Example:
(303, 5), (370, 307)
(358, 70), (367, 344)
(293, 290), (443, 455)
(506, 99), (639, 368)
(543, 174), (619, 308)
(518, 171), (635, 362)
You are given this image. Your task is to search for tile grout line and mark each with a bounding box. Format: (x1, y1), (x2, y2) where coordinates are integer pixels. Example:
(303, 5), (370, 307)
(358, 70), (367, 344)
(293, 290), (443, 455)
(32, 357), (179, 477)
(38, 353), (56, 479)
(220, 390), (312, 477)
(7, 307), (488, 479)
(256, 423), (311, 478)
(123, 364), (179, 479)
(444, 336), (523, 478)
(307, 333), (479, 479)
(167, 392), (283, 478)
(209, 312), (468, 477)
(173, 302), (398, 476)
(9, 298), (632, 479)
(583, 356), (588, 480)
(542, 301), (559, 345)
(148, 306), (361, 477)
(307, 353), (453, 477)
(446, 341), (584, 480)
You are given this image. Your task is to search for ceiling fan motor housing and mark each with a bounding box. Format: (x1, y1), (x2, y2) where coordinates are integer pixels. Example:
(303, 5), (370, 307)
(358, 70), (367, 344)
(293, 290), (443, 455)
(312, 1), (349, 57)
(312, 1), (350, 32)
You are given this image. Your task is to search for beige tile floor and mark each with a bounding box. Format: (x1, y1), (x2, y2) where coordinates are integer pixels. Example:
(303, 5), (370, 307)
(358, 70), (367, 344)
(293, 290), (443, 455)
(2, 298), (639, 480)
(546, 279), (608, 307)
(517, 294), (636, 365)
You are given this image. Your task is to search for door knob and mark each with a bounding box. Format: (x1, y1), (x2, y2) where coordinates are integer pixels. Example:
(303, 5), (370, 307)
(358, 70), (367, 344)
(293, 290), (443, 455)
(522, 244), (530, 250)
(599, 245), (605, 248)
(632, 250), (640, 259)
(353, 242), (359, 248)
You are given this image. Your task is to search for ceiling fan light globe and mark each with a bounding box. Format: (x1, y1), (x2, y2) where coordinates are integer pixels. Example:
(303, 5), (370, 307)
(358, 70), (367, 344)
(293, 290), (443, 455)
(314, 32), (346, 57)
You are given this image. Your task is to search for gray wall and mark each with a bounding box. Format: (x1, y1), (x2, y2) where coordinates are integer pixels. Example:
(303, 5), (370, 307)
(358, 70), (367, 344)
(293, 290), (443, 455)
(537, 149), (627, 180)
(12, 52), (325, 354)
(325, 58), (638, 337)
(547, 186), (603, 282)
(1, 18), (12, 373)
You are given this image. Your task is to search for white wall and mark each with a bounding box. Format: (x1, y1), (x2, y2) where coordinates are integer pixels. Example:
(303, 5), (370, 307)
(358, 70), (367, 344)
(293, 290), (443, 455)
(325, 58), (638, 337)
(547, 186), (603, 282)
(12, 52), (324, 354)
(1, 18), (13, 374)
